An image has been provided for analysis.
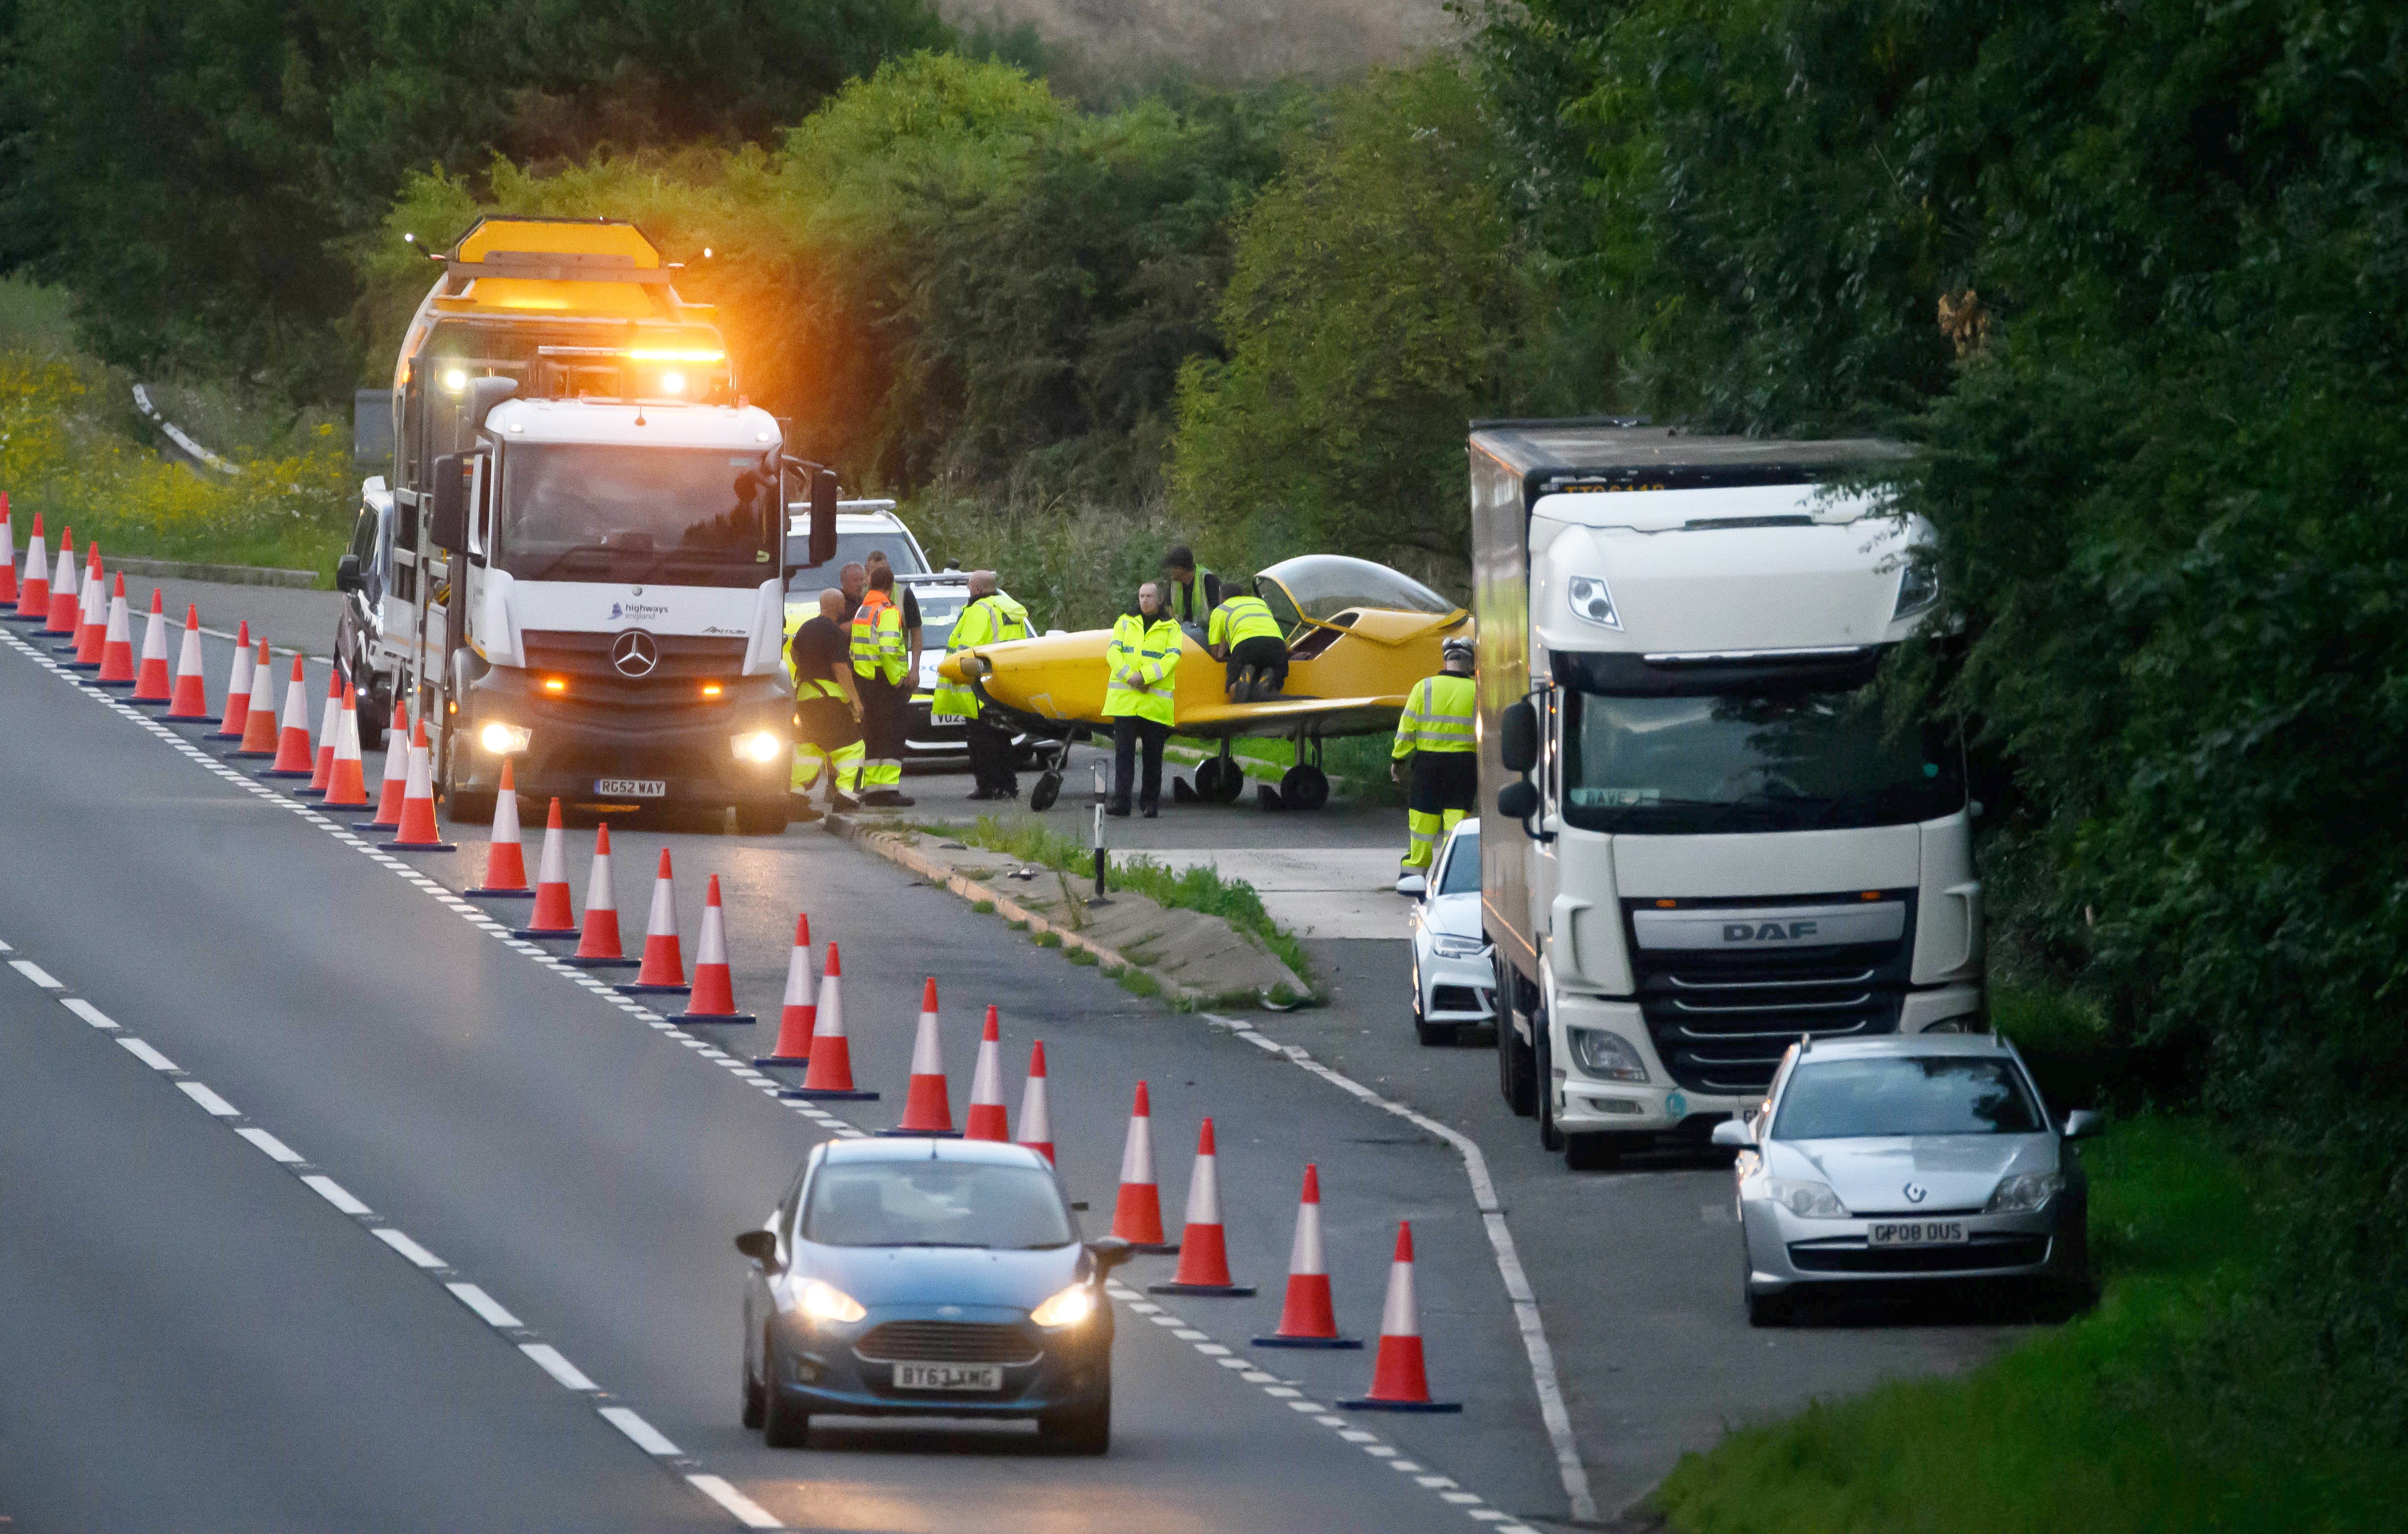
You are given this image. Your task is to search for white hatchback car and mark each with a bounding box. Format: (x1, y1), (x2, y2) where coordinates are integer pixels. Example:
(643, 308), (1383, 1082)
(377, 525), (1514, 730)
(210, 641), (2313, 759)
(1409, 821), (1495, 1046)
(1715, 1033), (2099, 1325)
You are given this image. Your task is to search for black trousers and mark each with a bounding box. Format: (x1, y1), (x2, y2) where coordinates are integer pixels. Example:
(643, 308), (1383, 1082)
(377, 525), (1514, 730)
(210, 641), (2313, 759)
(857, 674), (908, 760)
(1224, 635), (1289, 699)
(1110, 716), (1171, 810)
(965, 713), (1018, 793)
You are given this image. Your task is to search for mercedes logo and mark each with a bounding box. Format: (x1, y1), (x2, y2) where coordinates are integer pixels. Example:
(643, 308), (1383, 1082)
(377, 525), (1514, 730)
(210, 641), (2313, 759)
(1903, 1182), (1929, 1204)
(610, 629), (660, 678)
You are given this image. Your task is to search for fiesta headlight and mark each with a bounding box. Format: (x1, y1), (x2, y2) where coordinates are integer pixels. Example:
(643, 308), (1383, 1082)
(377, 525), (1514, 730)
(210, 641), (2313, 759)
(1767, 1178), (1850, 1219)
(1985, 1170), (2064, 1214)
(797, 1280), (866, 1325)
(478, 721), (531, 754)
(1429, 933), (1488, 959)
(1565, 575), (1621, 629)
(732, 730), (783, 764)
(1567, 1026), (1649, 1083)
(1029, 1284), (1095, 1328)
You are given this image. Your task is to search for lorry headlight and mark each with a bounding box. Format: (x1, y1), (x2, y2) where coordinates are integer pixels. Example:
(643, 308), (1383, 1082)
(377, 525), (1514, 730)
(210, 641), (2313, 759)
(732, 730), (784, 764)
(478, 721), (531, 754)
(1565, 575), (1621, 629)
(1566, 1027), (1649, 1082)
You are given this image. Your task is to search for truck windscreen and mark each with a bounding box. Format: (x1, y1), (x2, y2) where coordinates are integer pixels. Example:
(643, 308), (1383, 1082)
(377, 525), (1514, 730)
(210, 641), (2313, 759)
(497, 445), (778, 587)
(1561, 674), (1963, 834)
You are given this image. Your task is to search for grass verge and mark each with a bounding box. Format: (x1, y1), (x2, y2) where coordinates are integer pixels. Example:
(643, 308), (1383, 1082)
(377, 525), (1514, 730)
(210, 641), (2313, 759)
(1650, 1108), (2403, 1533)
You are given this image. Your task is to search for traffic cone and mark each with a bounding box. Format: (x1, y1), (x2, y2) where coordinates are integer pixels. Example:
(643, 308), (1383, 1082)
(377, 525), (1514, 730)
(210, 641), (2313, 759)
(1335, 1223), (1461, 1413)
(753, 915), (816, 1067)
(513, 801), (576, 937)
(0, 494), (15, 606)
(130, 589), (173, 701)
(964, 1006), (1009, 1142)
(8, 511), (48, 621)
(1254, 1165), (1361, 1348)
(1111, 1083), (1177, 1252)
(226, 642), (280, 757)
(671, 875), (755, 1024)
(1016, 1042), (1054, 1163)
(163, 604), (211, 718)
(782, 943), (879, 1100)
(357, 700), (409, 828)
(1149, 1118), (1256, 1295)
(210, 622), (254, 739)
(614, 849), (689, 995)
(258, 656), (316, 776)
(377, 718), (455, 851)
(43, 530), (78, 636)
(467, 761), (533, 894)
(92, 576), (138, 687)
(323, 684), (370, 807)
(567, 824), (637, 967)
(63, 545), (102, 662)
(298, 667), (342, 795)
(881, 979), (958, 1135)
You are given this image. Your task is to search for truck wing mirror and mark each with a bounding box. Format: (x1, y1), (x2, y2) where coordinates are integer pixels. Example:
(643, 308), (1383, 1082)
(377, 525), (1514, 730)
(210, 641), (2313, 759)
(427, 454), (469, 552)
(1500, 700), (1539, 774)
(468, 376), (518, 431)
(335, 553), (363, 593)
(1497, 779), (1539, 820)
(809, 469), (839, 567)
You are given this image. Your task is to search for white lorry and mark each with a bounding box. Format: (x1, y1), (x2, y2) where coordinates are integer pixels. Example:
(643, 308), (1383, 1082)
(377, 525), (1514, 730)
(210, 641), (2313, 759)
(1469, 421), (1985, 1169)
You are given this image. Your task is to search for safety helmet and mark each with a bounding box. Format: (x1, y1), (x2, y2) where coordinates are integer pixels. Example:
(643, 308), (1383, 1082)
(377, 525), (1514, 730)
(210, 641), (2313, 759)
(1442, 635), (1475, 665)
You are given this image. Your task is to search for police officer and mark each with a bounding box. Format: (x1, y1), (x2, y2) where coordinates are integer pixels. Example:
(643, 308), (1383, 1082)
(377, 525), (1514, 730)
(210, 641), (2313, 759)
(1105, 581), (1181, 817)
(1160, 546), (1221, 634)
(1206, 578), (1288, 702)
(850, 563), (913, 808)
(1391, 634), (1477, 891)
(931, 570), (1031, 800)
(790, 587), (864, 814)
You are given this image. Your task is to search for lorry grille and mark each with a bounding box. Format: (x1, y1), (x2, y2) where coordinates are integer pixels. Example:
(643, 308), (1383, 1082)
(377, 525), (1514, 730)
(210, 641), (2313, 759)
(521, 629), (750, 683)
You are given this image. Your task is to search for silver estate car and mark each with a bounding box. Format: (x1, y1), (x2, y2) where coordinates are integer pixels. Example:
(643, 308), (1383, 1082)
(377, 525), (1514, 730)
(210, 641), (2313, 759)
(1713, 1034), (2099, 1326)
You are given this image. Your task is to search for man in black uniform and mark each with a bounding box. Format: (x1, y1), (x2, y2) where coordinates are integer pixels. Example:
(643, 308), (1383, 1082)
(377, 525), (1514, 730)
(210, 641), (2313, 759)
(788, 588), (863, 814)
(1160, 545), (1222, 634)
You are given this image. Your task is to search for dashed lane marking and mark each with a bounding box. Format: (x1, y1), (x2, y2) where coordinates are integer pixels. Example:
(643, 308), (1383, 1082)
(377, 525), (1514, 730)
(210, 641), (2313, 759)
(599, 1406), (681, 1457)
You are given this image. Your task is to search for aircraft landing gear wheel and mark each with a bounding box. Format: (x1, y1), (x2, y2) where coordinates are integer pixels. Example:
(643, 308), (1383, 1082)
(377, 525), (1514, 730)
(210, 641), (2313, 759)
(1193, 756), (1246, 803)
(1278, 763), (1329, 812)
(1030, 771), (1062, 812)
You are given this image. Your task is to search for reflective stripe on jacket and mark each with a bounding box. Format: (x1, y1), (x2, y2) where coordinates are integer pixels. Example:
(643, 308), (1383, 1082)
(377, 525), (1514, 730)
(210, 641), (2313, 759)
(931, 592), (1030, 719)
(1206, 593), (1282, 649)
(1103, 613), (1181, 725)
(850, 594), (906, 685)
(1392, 672), (1476, 757)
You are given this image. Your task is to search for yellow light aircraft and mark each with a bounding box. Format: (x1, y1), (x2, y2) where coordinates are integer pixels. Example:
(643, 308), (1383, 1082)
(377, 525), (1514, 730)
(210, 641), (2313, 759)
(938, 554), (1469, 810)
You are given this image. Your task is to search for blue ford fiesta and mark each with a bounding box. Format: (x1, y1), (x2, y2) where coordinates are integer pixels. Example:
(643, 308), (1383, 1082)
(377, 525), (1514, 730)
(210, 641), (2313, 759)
(737, 1138), (1133, 1453)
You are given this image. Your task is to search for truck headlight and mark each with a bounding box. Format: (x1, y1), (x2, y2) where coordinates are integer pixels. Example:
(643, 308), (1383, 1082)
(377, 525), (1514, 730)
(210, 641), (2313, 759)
(731, 730), (784, 764)
(1029, 1283), (1095, 1328)
(1429, 933), (1488, 959)
(1565, 575), (1621, 629)
(477, 721), (531, 754)
(1566, 1027), (1649, 1082)
(1984, 1171), (2064, 1214)
(1767, 1178), (1850, 1219)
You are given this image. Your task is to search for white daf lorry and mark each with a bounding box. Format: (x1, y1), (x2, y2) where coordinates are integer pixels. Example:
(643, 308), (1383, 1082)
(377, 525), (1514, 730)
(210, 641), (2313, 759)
(1469, 421), (1984, 1169)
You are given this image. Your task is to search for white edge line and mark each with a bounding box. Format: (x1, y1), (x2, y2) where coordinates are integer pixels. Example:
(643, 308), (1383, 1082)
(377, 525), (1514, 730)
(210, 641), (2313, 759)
(598, 1405), (681, 1456)
(176, 1080), (241, 1116)
(373, 1227), (447, 1269)
(686, 1475), (782, 1529)
(117, 1036), (180, 1072)
(237, 1125), (304, 1163)
(8, 958), (63, 989)
(301, 1173), (372, 1215)
(446, 1281), (523, 1329)
(60, 997), (119, 1029)
(519, 1342), (600, 1391)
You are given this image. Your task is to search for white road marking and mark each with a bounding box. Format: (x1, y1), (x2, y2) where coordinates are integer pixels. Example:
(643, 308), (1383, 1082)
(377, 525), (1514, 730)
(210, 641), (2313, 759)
(373, 1228), (447, 1269)
(519, 1343), (599, 1390)
(9, 959), (64, 989)
(117, 1037), (180, 1072)
(61, 998), (119, 1029)
(686, 1475), (782, 1528)
(302, 1174), (372, 1215)
(446, 1283), (522, 1329)
(177, 1081), (241, 1116)
(238, 1126), (305, 1163)
(598, 1405), (680, 1456)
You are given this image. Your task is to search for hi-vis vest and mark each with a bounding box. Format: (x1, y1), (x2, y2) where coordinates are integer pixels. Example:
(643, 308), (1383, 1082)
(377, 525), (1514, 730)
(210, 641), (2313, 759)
(1392, 672), (1476, 757)
(932, 592), (1030, 719)
(1104, 613), (1181, 725)
(850, 592), (906, 685)
(1206, 593), (1282, 649)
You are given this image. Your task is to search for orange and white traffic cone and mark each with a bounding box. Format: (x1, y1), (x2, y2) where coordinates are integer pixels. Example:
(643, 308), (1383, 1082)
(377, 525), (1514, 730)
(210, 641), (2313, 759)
(357, 700), (409, 828)
(615, 849), (688, 995)
(567, 823), (637, 967)
(1016, 1042), (1054, 1163)
(227, 642), (280, 758)
(7, 511), (48, 622)
(1150, 1118), (1256, 1295)
(377, 717), (456, 851)
(0, 494), (15, 607)
(782, 943), (879, 1100)
(514, 801), (576, 937)
(298, 668), (342, 795)
(753, 915), (816, 1067)
(163, 604), (211, 718)
(883, 979), (958, 1136)
(1111, 1083), (1177, 1251)
(129, 589), (173, 701)
(1336, 1222), (1461, 1413)
(964, 1006), (1009, 1142)
(672, 875), (754, 1025)
(324, 684), (370, 807)
(1254, 1165), (1361, 1348)
(92, 575), (138, 687)
(259, 656), (316, 777)
(40, 527), (75, 634)
(209, 622), (254, 739)
(63, 545), (103, 663)
(467, 760), (533, 895)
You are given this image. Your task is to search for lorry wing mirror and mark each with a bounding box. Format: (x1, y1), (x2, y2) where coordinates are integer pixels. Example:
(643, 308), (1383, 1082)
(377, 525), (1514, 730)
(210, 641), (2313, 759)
(1500, 700), (1539, 774)
(1497, 780), (1539, 820)
(427, 454), (469, 553)
(809, 469), (839, 567)
(335, 553), (362, 593)
(468, 376), (519, 431)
